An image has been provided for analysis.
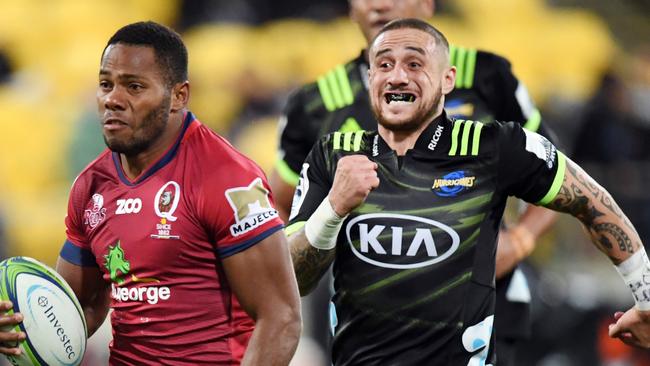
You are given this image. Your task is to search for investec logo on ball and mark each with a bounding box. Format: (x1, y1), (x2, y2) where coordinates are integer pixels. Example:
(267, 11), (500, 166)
(18, 277), (85, 364)
(104, 242), (171, 305)
(225, 178), (278, 236)
(345, 213), (460, 269)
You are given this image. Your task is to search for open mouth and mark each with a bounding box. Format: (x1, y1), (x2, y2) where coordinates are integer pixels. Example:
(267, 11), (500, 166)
(385, 93), (417, 104)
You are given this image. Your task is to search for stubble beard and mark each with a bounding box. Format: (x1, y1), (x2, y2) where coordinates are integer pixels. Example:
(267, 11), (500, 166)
(374, 87), (443, 133)
(103, 96), (171, 157)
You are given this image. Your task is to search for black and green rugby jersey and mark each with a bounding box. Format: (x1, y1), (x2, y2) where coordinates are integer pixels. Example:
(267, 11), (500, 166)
(276, 46), (553, 187)
(286, 113), (566, 365)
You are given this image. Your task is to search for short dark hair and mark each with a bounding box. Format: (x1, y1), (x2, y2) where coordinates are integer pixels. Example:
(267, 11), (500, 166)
(104, 21), (188, 86)
(371, 18), (449, 53)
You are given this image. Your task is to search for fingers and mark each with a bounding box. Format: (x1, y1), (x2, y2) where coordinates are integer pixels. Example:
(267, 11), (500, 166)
(0, 345), (21, 356)
(0, 301), (26, 352)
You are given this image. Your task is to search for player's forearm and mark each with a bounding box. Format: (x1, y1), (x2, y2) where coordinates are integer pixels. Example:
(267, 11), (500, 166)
(495, 227), (533, 279)
(83, 295), (111, 337)
(545, 159), (642, 264)
(289, 230), (335, 295)
(241, 312), (301, 366)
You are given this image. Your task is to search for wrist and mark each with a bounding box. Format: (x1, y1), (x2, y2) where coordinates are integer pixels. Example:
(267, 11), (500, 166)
(615, 247), (650, 311)
(304, 196), (348, 250)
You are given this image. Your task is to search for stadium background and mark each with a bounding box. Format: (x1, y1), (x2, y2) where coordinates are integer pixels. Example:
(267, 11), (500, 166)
(0, 0), (648, 364)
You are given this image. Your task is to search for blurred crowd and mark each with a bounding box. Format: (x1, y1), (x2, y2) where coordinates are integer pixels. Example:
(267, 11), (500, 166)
(0, 0), (649, 365)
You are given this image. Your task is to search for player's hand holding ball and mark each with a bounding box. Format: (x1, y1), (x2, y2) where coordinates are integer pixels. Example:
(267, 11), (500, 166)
(0, 300), (25, 355)
(330, 155), (379, 216)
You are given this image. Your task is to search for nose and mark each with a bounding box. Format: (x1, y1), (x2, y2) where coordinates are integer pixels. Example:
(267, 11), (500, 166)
(387, 64), (409, 88)
(100, 86), (126, 111)
(370, 0), (394, 13)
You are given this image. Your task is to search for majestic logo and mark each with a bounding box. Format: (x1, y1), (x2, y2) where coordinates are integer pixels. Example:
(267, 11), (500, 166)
(524, 129), (556, 169)
(84, 193), (106, 228)
(427, 125), (444, 151)
(289, 164), (310, 221)
(225, 178), (279, 236)
(151, 181), (181, 240)
(104, 242), (130, 284)
(345, 213), (460, 269)
(104, 241), (171, 304)
(432, 171), (476, 197)
(115, 198), (142, 215)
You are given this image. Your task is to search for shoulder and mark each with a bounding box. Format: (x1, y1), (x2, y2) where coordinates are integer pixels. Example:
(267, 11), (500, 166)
(68, 149), (113, 212)
(446, 118), (519, 157)
(473, 49), (515, 81)
(288, 56), (362, 116)
(184, 122), (267, 183)
(70, 149), (113, 193)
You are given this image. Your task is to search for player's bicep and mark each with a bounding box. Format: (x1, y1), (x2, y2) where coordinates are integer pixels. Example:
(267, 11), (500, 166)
(56, 256), (110, 337)
(221, 230), (300, 320)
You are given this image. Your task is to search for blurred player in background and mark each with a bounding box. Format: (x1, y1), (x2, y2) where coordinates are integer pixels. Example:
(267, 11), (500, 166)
(288, 18), (650, 364)
(270, 0), (556, 363)
(0, 21), (301, 365)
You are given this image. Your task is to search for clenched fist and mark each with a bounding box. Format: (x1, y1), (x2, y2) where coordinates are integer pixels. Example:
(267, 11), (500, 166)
(329, 155), (380, 217)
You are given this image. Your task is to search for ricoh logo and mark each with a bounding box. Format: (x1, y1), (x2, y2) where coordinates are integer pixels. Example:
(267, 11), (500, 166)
(427, 125), (444, 151)
(37, 295), (77, 360)
(345, 213), (460, 269)
(115, 198), (142, 214)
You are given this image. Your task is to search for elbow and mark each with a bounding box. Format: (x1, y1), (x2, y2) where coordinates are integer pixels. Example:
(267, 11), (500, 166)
(274, 303), (302, 347)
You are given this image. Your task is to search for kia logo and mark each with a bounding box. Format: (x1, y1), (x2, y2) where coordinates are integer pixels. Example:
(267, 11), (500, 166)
(345, 213), (460, 269)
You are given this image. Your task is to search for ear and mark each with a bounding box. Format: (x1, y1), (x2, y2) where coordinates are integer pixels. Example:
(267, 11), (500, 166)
(441, 66), (456, 95)
(427, 0), (436, 16)
(170, 81), (190, 112)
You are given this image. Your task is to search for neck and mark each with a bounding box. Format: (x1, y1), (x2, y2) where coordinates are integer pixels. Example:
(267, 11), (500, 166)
(378, 105), (444, 156)
(120, 110), (185, 180)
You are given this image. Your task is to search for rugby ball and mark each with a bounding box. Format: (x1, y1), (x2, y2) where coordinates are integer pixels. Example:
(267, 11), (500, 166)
(0, 257), (87, 366)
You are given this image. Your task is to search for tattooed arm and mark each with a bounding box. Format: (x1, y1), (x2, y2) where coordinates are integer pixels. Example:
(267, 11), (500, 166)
(544, 157), (641, 263)
(543, 157), (650, 348)
(289, 230), (337, 295)
(289, 155), (380, 296)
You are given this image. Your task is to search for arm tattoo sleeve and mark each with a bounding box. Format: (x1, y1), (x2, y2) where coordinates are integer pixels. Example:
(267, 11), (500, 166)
(289, 231), (336, 295)
(545, 159), (642, 263)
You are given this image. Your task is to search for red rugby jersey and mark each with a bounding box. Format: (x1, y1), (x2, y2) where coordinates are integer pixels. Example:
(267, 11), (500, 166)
(61, 112), (284, 365)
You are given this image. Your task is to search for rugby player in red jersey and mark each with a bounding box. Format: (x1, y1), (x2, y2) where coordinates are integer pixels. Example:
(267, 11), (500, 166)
(0, 21), (301, 365)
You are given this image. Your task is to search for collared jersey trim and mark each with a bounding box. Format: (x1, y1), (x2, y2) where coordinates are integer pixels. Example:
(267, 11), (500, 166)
(60, 240), (98, 267)
(537, 151), (566, 205)
(112, 112), (195, 186)
(113, 112), (195, 186)
(276, 159), (300, 186)
(285, 221), (306, 236)
(217, 224), (284, 258)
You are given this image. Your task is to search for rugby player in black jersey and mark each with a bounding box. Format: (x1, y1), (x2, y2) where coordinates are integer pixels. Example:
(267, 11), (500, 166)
(287, 19), (650, 364)
(272, 1), (557, 363)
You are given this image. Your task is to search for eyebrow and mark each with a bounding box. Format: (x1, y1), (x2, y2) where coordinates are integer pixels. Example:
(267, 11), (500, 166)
(98, 70), (143, 80)
(375, 46), (427, 58)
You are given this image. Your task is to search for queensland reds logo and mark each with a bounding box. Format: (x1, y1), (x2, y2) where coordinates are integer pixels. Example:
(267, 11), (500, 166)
(84, 193), (107, 228)
(154, 181), (181, 222)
